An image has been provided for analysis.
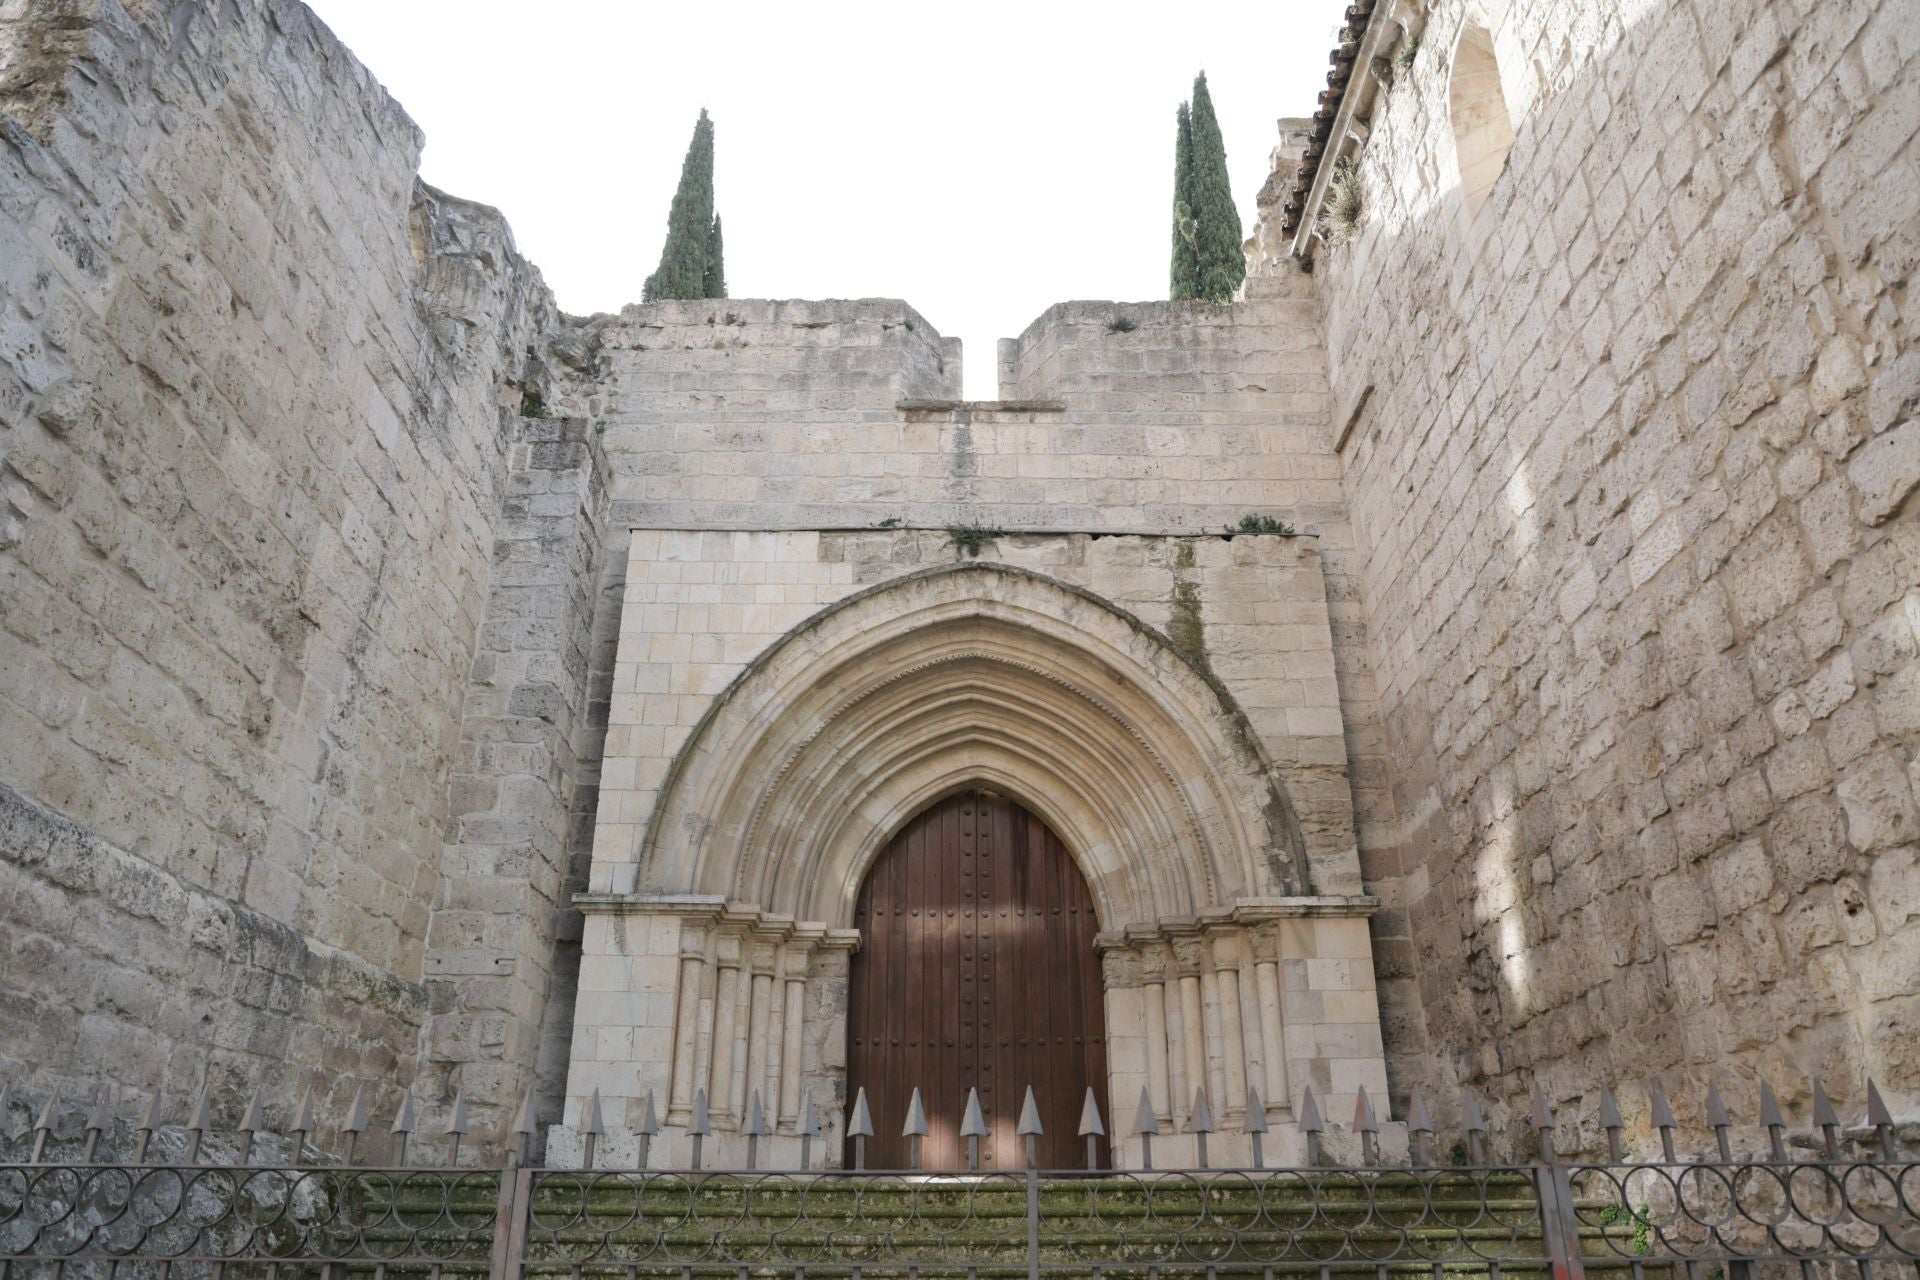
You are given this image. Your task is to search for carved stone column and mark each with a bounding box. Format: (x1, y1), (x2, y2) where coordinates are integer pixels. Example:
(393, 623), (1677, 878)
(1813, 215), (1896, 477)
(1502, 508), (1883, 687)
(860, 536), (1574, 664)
(1211, 930), (1249, 1121)
(1170, 935), (1208, 1122)
(777, 942), (810, 1126)
(668, 921), (710, 1125)
(744, 938), (779, 1122)
(1250, 923), (1288, 1107)
(708, 932), (743, 1126)
(1139, 943), (1173, 1122)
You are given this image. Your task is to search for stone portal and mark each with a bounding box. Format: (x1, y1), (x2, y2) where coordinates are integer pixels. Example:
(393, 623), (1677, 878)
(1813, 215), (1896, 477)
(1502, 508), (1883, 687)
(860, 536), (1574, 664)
(553, 528), (1392, 1169)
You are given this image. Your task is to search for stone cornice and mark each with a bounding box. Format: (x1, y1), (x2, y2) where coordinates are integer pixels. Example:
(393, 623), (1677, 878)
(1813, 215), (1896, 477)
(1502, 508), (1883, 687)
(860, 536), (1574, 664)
(572, 893), (862, 951)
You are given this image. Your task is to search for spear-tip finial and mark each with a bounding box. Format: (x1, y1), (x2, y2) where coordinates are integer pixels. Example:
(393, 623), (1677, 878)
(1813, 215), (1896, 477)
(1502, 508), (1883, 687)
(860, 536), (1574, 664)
(1407, 1086), (1434, 1133)
(1298, 1085), (1325, 1133)
(1133, 1085), (1160, 1135)
(1598, 1086), (1623, 1130)
(746, 1089), (769, 1137)
(1018, 1086), (1044, 1136)
(582, 1088), (605, 1137)
(446, 1090), (470, 1136)
(1079, 1087), (1107, 1137)
(1705, 1083), (1730, 1128)
(1649, 1078), (1676, 1129)
(690, 1088), (712, 1136)
(390, 1088), (418, 1135)
(1462, 1089), (1487, 1132)
(1758, 1079), (1785, 1129)
(1354, 1084), (1378, 1132)
(636, 1089), (659, 1136)
(961, 1088), (989, 1138)
(847, 1086), (874, 1138)
(1529, 1081), (1554, 1131)
(1244, 1086), (1269, 1133)
(902, 1087), (929, 1137)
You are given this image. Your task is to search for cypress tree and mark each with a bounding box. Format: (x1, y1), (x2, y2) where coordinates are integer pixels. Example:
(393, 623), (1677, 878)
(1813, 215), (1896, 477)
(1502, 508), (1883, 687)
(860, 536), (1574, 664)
(1184, 72), (1245, 304)
(703, 214), (726, 299)
(643, 110), (722, 302)
(1169, 103), (1199, 300)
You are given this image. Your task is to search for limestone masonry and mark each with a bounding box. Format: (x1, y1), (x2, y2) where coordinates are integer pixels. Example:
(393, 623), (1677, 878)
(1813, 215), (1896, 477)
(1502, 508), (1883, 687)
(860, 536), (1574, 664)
(0, 0), (1914, 1160)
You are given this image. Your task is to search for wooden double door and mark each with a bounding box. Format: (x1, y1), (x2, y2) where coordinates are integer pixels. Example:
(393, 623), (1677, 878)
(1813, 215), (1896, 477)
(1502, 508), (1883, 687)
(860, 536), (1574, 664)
(846, 789), (1109, 1170)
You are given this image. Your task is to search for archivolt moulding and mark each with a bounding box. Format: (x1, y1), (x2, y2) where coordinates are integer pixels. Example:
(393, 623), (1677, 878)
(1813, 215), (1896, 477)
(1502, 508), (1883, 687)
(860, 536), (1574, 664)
(636, 562), (1310, 931)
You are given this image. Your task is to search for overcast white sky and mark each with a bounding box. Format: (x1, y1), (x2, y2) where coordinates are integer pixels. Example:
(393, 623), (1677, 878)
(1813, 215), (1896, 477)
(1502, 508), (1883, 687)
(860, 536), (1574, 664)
(306, 0), (1348, 397)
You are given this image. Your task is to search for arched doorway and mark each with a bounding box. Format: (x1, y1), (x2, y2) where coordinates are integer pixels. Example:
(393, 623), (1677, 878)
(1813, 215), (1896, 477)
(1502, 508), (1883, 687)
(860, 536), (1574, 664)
(846, 789), (1109, 1169)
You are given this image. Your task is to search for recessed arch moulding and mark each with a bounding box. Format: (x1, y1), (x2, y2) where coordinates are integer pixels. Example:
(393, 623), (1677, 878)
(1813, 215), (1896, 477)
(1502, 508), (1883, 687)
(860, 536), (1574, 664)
(554, 529), (1392, 1168)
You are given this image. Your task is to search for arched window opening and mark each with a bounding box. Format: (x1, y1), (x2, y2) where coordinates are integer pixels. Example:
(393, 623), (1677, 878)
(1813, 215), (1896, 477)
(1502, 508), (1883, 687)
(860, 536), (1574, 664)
(1449, 17), (1516, 216)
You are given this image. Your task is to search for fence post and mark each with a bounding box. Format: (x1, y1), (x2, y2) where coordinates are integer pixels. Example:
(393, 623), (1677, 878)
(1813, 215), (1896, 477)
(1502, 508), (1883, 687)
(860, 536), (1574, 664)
(1530, 1085), (1587, 1280)
(491, 1166), (534, 1280)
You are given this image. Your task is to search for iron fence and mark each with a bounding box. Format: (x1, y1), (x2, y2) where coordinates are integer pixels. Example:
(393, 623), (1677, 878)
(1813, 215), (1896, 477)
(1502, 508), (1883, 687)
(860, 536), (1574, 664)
(2, 1074), (1914, 1280)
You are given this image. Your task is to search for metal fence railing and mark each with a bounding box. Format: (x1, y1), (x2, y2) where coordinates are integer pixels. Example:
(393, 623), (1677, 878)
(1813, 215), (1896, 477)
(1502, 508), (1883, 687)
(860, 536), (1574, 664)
(2, 1074), (1914, 1280)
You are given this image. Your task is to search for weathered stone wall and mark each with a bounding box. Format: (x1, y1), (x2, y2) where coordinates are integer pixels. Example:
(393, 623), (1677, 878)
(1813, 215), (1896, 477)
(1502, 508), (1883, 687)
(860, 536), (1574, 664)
(1290, 0), (1920, 1134)
(0, 0), (556, 1121)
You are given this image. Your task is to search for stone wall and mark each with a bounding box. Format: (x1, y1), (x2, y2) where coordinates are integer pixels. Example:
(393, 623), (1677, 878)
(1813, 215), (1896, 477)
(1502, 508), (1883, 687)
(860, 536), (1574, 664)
(1290, 0), (1920, 1134)
(0, 0), (555, 1121)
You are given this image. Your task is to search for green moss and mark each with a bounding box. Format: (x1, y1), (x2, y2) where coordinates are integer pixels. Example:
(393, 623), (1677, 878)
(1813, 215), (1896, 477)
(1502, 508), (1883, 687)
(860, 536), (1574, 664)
(945, 524), (1006, 558)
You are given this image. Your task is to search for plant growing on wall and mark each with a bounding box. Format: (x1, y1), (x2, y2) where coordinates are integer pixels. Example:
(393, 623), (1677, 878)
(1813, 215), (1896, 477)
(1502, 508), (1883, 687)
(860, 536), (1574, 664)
(1317, 156), (1363, 246)
(644, 110), (726, 301)
(1169, 73), (1245, 304)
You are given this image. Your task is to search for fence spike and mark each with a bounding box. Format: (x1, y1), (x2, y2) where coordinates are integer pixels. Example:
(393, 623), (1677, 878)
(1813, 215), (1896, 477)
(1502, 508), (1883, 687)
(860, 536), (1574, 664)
(30, 1092), (58, 1163)
(961, 1087), (988, 1171)
(1461, 1089), (1485, 1164)
(799, 1092), (818, 1136)
(181, 1084), (212, 1164)
(903, 1086), (930, 1137)
(344, 1084), (369, 1134)
(390, 1087), (417, 1165)
(292, 1085), (317, 1140)
(961, 1088), (989, 1137)
(1812, 1078), (1840, 1157)
(583, 1088), (606, 1136)
(1298, 1085), (1325, 1133)
(1189, 1087), (1215, 1133)
(1757, 1078), (1787, 1160)
(1132, 1085), (1159, 1169)
(0, 1083), (11, 1123)
(1599, 1086), (1623, 1161)
(1528, 1081), (1554, 1132)
(848, 1086), (871, 1170)
(237, 1087), (265, 1164)
(689, 1087), (710, 1170)
(1079, 1087), (1107, 1137)
(1406, 1086), (1431, 1167)
(847, 1087), (874, 1138)
(1243, 1087), (1269, 1133)
(446, 1090), (471, 1135)
(1648, 1077), (1675, 1129)
(744, 1088), (767, 1169)
(135, 1090), (164, 1162)
(1354, 1084), (1378, 1132)
(1018, 1086), (1044, 1136)
(391, 1088), (418, 1134)
(636, 1088), (658, 1170)
(1866, 1079), (1895, 1160)
(1705, 1083), (1732, 1160)
(83, 1088), (113, 1160)
(1299, 1085), (1324, 1166)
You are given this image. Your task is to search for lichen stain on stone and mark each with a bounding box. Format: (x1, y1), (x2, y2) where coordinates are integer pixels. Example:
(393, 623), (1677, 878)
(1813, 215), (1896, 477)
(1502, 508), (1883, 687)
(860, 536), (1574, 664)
(1168, 542), (1212, 674)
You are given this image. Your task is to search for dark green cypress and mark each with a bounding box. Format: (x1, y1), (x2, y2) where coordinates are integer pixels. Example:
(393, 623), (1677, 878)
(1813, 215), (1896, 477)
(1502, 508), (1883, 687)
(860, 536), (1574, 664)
(703, 214), (726, 298)
(1169, 102), (1199, 300)
(1186, 72), (1244, 304)
(643, 110), (719, 302)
